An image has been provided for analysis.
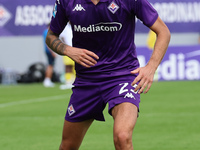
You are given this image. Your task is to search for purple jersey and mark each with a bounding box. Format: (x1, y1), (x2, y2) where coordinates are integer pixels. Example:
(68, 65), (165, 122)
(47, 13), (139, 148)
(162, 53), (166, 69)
(50, 0), (158, 79)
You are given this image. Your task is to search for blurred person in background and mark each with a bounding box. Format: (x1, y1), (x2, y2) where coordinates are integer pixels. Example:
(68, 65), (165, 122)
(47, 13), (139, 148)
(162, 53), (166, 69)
(59, 22), (75, 90)
(147, 30), (156, 50)
(43, 24), (56, 87)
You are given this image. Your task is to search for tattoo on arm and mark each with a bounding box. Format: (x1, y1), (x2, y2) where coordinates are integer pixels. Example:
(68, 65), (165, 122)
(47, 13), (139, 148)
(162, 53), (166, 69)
(50, 39), (60, 49)
(48, 38), (65, 55)
(55, 41), (62, 51)
(56, 41), (65, 55)
(57, 42), (66, 55)
(46, 29), (67, 56)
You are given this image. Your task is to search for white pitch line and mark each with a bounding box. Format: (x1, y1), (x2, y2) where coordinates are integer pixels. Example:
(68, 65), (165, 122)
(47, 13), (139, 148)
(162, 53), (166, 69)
(0, 94), (69, 108)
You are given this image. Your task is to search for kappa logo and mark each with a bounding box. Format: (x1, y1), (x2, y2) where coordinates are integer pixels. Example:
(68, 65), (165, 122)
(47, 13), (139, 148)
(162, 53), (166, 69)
(108, 1), (119, 14)
(73, 4), (85, 11)
(68, 104), (76, 116)
(0, 5), (12, 27)
(124, 93), (135, 99)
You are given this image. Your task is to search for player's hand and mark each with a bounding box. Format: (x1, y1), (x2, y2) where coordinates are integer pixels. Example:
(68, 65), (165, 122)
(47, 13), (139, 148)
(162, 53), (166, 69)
(130, 65), (156, 94)
(66, 46), (99, 68)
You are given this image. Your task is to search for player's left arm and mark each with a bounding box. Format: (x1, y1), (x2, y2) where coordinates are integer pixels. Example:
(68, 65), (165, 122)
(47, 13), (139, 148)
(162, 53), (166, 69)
(131, 17), (171, 94)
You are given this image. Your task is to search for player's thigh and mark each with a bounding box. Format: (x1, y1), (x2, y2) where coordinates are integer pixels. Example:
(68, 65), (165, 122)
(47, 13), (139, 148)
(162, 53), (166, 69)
(61, 119), (94, 147)
(112, 102), (138, 134)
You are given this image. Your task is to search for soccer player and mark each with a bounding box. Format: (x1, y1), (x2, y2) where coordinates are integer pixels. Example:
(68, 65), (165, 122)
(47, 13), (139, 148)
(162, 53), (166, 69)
(46, 0), (171, 149)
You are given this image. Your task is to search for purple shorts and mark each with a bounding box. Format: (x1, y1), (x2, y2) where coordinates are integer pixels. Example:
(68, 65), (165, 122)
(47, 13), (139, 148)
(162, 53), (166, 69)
(65, 75), (140, 122)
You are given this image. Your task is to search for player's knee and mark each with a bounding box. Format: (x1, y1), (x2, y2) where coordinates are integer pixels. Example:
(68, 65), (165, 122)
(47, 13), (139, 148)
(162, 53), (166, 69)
(114, 131), (132, 148)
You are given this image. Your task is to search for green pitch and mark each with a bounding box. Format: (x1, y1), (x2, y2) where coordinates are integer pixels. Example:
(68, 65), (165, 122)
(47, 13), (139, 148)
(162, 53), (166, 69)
(0, 81), (199, 150)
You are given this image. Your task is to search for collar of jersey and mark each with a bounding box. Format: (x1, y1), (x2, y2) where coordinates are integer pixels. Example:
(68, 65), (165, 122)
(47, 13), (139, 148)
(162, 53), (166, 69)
(84, 0), (109, 4)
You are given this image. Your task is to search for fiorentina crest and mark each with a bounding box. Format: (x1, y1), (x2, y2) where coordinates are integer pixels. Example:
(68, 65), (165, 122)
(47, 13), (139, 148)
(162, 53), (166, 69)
(0, 5), (12, 27)
(68, 104), (76, 116)
(108, 1), (119, 14)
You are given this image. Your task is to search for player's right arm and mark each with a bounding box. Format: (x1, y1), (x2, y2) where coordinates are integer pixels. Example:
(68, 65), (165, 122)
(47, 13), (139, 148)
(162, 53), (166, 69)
(45, 29), (99, 68)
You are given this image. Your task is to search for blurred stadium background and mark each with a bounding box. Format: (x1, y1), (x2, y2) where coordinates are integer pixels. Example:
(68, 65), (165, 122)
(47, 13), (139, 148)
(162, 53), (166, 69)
(0, 0), (200, 150)
(0, 0), (200, 82)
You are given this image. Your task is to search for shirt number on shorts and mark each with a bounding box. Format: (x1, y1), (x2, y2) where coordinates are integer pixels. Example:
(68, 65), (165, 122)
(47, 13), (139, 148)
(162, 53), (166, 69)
(119, 83), (138, 95)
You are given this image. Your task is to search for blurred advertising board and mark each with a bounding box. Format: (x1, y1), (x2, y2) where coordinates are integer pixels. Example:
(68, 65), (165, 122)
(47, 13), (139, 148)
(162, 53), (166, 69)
(0, 0), (200, 36)
(137, 45), (200, 81)
(0, 0), (54, 36)
(136, 0), (200, 33)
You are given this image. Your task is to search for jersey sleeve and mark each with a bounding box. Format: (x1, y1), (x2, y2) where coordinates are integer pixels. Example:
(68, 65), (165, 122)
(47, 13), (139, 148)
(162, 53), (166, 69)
(50, 0), (69, 35)
(132, 0), (158, 27)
